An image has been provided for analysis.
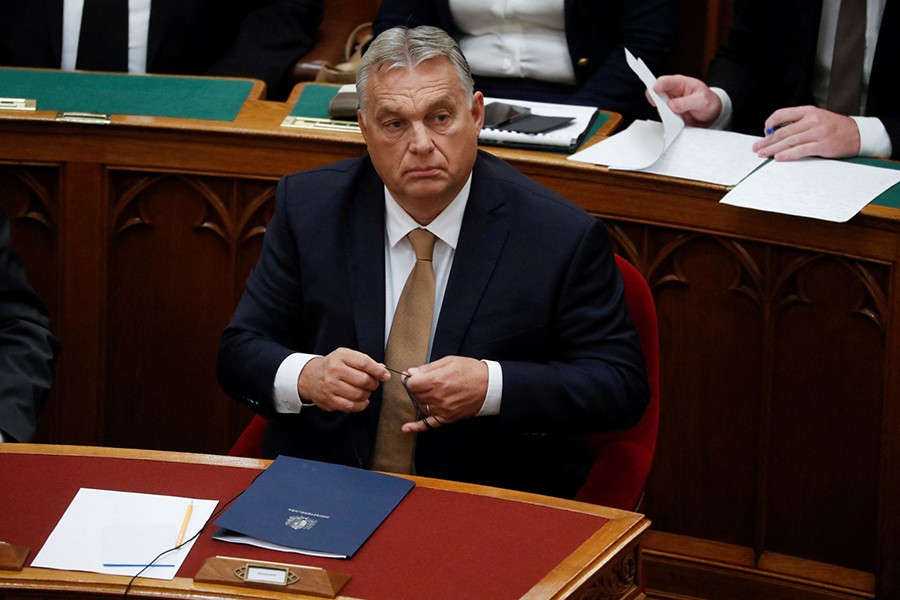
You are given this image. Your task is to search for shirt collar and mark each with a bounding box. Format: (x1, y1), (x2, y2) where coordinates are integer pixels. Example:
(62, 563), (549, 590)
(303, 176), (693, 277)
(384, 175), (472, 250)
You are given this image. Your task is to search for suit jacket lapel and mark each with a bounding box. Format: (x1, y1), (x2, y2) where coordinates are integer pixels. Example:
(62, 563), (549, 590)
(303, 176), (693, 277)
(344, 164), (387, 364)
(789, 0), (824, 104)
(146, 0), (175, 70)
(432, 156), (509, 359)
(48, 0), (64, 65)
(869, 0), (899, 110)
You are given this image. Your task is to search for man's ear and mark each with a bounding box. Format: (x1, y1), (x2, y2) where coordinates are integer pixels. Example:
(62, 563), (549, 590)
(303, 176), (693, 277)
(471, 91), (485, 132)
(357, 109), (369, 141)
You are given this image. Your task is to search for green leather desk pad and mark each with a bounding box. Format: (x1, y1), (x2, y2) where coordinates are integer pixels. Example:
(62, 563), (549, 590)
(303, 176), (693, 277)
(850, 157), (900, 209)
(0, 68), (254, 121)
(290, 83), (610, 151)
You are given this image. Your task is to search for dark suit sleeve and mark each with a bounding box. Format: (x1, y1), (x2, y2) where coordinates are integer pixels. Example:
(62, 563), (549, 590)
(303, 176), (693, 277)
(206, 0), (324, 100)
(566, 0), (678, 120)
(373, 0), (449, 36)
(497, 218), (649, 435)
(880, 117), (900, 159)
(0, 205), (59, 442)
(704, 0), (775, 134)
(217, 178), (307, 418)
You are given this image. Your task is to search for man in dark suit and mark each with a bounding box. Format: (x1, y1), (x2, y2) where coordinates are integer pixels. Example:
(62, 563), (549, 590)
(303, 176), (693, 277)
(217, 26), (648, 498)
(652, 0), (898, 161)
(0, 0), (323, 100)
(0, 205), (60, 443)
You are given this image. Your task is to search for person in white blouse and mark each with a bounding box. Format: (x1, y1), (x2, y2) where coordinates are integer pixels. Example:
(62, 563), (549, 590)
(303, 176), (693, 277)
(652, 0), (898, 161)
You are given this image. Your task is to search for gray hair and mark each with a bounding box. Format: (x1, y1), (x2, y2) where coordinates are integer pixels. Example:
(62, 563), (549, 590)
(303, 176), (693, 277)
(356, 26), (475, 114)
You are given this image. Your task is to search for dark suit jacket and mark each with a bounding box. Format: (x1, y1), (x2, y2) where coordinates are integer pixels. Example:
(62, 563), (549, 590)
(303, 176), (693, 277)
(218, 151), (648, 498)
(0, 205), (60, 443)
(0, 0), (323, 100)
(707, 0), (900, 158)
(373, 0), (677, 121)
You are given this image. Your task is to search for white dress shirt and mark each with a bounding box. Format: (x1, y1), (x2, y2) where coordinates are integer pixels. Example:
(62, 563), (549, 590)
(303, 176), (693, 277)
(449, 0), (575, 84)
(62, 0), (152, 73)
(710, 0), (891, 157)
(273, 176), (503, 416)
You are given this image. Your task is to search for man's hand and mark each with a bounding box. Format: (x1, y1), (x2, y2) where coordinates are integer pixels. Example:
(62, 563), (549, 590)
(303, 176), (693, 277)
(752, 106), (861, 161)
(298, 348), (389, 413)
(400, 356), (488, 433)
(651, 75), (723, 127)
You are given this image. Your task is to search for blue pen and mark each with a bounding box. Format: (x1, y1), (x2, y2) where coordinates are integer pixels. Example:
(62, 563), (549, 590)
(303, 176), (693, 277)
(765, 122), (794, 135)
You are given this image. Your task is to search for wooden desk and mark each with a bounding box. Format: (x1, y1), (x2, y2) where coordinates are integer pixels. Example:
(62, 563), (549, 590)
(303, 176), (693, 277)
(1, 76), (898, 599)
(0, 444), (648, 600)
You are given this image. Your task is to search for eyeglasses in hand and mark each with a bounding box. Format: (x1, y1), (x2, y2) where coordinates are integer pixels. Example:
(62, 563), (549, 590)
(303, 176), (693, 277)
(386, 367), (444, 429)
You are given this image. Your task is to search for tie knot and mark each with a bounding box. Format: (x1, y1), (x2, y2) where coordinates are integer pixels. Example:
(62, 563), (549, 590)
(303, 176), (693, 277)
(407, 228), (437, 261)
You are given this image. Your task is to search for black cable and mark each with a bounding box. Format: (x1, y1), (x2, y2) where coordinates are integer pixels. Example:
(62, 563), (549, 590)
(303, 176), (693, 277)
(121, 469), (265, 598)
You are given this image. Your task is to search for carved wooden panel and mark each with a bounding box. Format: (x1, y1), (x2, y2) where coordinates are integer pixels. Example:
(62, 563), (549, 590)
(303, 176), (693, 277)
(103, 171), (276, 453)
(606, 219), (886, 575)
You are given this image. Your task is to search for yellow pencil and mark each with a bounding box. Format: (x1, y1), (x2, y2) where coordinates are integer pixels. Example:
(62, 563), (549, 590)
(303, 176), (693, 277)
(176, 502), (193, 546)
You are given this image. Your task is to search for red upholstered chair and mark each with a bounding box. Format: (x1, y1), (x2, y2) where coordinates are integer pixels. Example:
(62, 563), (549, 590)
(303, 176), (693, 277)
(574, 255), (660, 511)
(229, 255), (660, 511)
(228, 413), (267, 459)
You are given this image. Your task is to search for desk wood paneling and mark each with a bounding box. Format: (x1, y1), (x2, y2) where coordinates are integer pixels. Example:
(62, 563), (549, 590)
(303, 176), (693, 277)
(1, 88), (898, 600)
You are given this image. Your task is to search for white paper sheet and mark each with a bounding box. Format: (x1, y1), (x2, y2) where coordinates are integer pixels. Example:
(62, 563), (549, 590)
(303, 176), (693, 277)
(32, 488), (218, 580)
(569, 122), (767, 186)
(720, 158), (900, 222)
(624, 48), (684, 163)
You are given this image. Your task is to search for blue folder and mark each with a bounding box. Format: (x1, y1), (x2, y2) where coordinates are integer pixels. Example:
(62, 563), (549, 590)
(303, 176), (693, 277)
(213, 456), (415, 558)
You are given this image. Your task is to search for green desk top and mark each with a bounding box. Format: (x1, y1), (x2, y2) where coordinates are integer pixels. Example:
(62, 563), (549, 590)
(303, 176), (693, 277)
(850, 157), (900, 210)
(291, 84), (341, 119)
(0, 68), (255, 122)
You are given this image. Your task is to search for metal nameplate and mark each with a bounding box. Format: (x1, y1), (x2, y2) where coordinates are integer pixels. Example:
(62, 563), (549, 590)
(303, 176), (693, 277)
(235, 564), (299, 586)
(56, 111), (112, 125)
(0, 97), (37, 111)
(281, 115), (360, 133)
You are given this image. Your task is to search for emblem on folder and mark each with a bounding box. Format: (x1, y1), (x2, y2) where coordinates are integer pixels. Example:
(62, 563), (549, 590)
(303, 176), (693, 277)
(285, 515), (318, 531)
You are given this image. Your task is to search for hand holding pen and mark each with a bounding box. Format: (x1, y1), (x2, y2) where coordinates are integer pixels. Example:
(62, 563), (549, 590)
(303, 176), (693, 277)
(752, 105), (861, 161)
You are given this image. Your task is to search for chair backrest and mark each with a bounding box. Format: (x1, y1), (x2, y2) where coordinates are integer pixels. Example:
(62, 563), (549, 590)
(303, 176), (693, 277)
(229, 255), (661, 511)
(228, 413), (267, 458)
(574, 255), (660, 511)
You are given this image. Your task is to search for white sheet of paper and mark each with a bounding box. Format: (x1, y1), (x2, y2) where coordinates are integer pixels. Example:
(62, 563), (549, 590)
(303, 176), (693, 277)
(720, 158), (900, 222)
(635, 127), (766, 185)
(624, 49), (684, 161)
(569, 119), (665, 170)
(570, 122), (767, 186)
(32, 488), (218, 580)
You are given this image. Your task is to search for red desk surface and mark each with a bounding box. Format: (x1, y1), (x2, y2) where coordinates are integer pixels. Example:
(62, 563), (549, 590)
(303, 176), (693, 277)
(1, 451), (610, 600)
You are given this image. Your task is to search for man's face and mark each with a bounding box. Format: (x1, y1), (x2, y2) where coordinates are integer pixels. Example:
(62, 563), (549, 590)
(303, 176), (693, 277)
(358, 57), (485, 222)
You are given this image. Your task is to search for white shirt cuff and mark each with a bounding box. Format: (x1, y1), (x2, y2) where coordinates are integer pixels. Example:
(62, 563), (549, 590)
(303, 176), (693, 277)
(708, 87), (733, 130)
(476, 359), (502, 416)
(273, 353), (319, 413)
(852, 116), (893, 158)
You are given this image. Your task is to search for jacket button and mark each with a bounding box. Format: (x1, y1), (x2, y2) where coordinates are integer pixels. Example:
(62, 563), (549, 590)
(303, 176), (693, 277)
(577, 57), (589, 67)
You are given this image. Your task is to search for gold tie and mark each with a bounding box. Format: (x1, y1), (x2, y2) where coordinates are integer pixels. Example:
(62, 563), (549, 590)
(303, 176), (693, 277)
(372, 228), (437, 473)
(827, 0), (867, 114)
